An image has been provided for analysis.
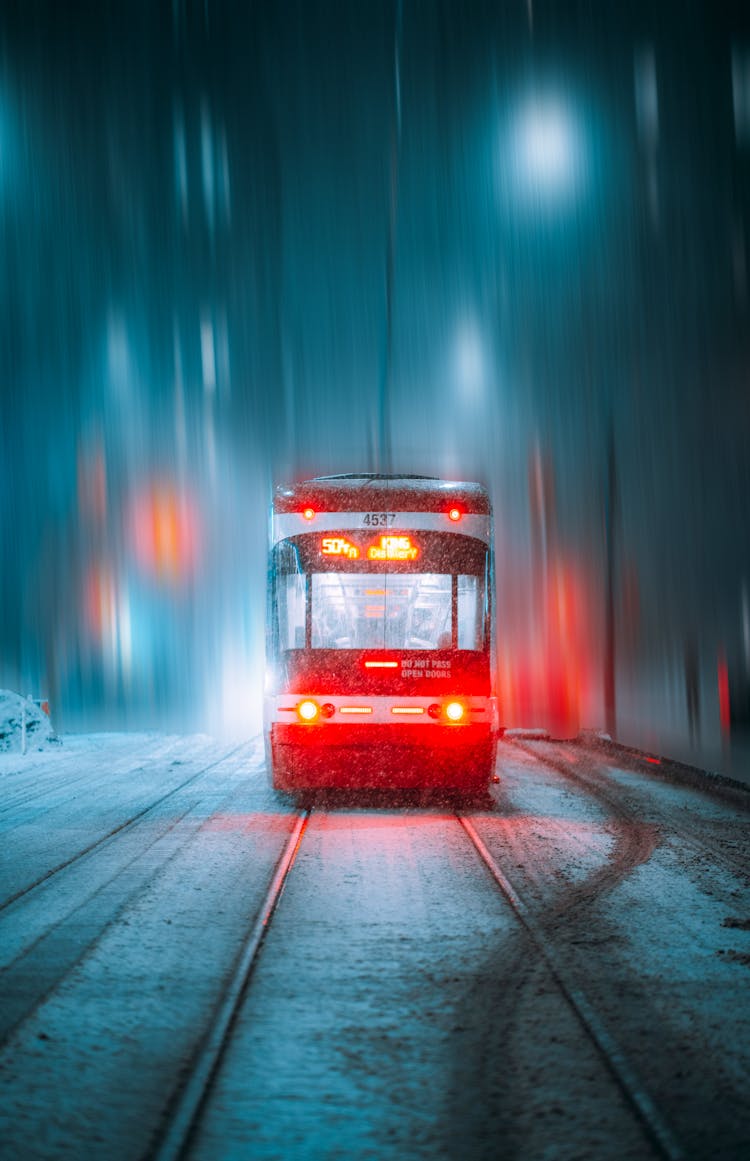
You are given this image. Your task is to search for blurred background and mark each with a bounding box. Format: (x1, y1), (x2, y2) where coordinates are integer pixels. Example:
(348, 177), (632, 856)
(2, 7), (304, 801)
(1, 1), (749, 771)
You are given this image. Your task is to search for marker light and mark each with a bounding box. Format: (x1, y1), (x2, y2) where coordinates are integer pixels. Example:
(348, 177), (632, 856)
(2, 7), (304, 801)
(303, 508), (315, 520)
(445, 701), (465, 722)
(391, 706), (425, 715)
(448, 508), (462, 522)
(297, 699), (320, 722)
(339, 705), (373, 714)
(365, 660), (398, 668)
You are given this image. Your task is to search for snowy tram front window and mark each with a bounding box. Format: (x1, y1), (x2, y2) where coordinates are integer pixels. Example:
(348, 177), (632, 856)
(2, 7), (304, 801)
(277, 572), (306, 650)
(276, 570), (486, 651)
(312, 573), (451, 650)
(457, 574), (481, 650)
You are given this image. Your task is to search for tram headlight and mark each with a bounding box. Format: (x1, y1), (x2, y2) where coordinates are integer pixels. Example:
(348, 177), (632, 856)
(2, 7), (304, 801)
(445, 701), (465, 722)
(297, 699), (320, 722)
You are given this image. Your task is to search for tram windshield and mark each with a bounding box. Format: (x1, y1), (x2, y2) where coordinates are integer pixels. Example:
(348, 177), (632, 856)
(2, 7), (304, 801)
(277, 571), (486, 651)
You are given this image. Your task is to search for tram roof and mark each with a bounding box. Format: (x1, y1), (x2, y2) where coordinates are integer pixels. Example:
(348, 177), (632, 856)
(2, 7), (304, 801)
(274, 475), (491, 515)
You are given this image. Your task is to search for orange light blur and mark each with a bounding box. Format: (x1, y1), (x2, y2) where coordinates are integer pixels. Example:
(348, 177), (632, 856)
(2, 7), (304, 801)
(77, 442), (107, 524)
(130, 483), (200, 583)
(303, 508), (315, 520)
(297, 699), (320, 722)
(445, 701), (465, 722)
(448, 508), (462, 522)
(85, 564), (116, 639)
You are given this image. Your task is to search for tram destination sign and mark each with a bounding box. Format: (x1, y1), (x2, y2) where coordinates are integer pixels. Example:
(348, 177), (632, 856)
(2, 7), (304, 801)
(321, 535), (420, 562)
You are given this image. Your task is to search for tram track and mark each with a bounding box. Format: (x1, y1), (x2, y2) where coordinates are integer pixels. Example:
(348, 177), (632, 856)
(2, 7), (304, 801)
(0, 737), (191, 819)
(0, 741), (251, 914)
(507, 739), (660, 918)
(578, 739), (750, 879)
(147, 789), (683, 1161)
(149, 810), (310, 1161)
(0, 748), (277, 1048)
(528, 739), (750, 884)
(456, 812), (684, 1161)
(3, 728), (747, 1159)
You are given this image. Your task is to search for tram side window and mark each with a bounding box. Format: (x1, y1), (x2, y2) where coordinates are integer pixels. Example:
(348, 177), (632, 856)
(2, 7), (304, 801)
(278, 573), (307, 650)
(457, 574), (484, 650)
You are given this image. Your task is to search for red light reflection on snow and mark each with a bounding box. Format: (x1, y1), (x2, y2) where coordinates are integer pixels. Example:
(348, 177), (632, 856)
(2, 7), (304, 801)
(203, 812), (299, 832)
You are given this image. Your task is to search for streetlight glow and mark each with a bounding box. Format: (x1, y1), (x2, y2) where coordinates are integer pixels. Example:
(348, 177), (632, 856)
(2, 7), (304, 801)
(454, 320), (484, 396)
(505, 92), (586, 208)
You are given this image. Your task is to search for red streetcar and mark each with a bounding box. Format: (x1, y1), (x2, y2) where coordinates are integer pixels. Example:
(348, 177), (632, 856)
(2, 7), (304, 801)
(264, 475), (499, 794)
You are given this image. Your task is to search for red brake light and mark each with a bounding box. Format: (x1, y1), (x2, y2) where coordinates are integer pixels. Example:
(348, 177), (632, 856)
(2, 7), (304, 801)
(297, 699), (320, 722)
(448, 508), (462, 522)
(445, 701), (465, 722)
(303, 508), (315, 520)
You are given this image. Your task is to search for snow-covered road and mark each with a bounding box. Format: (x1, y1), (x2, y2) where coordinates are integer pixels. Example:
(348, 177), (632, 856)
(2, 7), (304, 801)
(0, 734), (748, 1159)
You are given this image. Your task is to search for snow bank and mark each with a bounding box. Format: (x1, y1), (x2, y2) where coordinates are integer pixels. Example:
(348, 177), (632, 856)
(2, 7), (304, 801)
(0, 690), (58, 752)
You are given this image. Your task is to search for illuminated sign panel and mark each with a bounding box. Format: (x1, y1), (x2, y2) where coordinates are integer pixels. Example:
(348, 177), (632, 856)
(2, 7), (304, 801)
(320, 535), (419, 561)
(321, 537), (360, 559)
(367, 536), (419, 561)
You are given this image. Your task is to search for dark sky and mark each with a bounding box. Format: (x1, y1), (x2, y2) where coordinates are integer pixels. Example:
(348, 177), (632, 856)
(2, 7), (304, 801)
(1, 1), (749, 722)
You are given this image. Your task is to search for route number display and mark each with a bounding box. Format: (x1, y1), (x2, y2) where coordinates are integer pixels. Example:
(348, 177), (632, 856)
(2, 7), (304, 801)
(320, 534), (420, 561)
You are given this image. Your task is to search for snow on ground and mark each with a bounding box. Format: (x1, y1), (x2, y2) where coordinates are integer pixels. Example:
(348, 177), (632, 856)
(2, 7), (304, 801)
(0, 732), (748, 1159)
(0, 689), (58, 753)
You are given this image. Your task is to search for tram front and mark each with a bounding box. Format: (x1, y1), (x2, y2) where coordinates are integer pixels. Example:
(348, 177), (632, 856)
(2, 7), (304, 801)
(265, 476), (499, 794)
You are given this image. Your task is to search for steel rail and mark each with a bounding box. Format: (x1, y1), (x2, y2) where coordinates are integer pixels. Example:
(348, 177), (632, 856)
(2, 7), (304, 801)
(458, 814), (685, 1161)
(150, 809), (310, 1161)
(527, 739), (750, 883)
(0, 741), (252, 913)
(575, 740), (750, 878)
(0, 736), (187, 816)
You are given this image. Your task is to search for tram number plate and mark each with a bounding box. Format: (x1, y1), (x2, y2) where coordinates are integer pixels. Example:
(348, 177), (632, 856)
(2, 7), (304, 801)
(362, 512), (396, 527)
